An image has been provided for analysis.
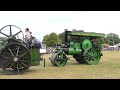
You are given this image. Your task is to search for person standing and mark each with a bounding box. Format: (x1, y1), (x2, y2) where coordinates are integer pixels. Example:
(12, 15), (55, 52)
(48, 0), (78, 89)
(25, 28), (31, 47)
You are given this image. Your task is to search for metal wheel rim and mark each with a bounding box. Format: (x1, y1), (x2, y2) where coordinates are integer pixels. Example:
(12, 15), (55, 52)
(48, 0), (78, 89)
(55, 54), (67, 67)
(0, 44), (31, 75)
(0, 25), (24, 45)
(84, 48), (100, 65)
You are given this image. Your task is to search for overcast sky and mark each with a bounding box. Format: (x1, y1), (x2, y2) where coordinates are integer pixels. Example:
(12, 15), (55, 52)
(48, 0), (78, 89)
(0, 11), (120, 41)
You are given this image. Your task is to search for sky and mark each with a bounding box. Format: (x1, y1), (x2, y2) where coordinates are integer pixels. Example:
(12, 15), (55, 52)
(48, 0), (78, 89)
(0, 11), (120, 41)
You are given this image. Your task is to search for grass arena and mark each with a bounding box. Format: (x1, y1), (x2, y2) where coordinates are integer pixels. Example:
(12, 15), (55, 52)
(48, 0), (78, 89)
(0, 51), (120, 79)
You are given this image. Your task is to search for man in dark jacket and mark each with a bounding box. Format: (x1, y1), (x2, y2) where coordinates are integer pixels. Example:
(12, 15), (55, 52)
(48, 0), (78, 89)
(32, 37), (41, 48)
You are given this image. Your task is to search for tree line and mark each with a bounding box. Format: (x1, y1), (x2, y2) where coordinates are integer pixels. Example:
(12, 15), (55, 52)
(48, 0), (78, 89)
(42, 32), (120, 47)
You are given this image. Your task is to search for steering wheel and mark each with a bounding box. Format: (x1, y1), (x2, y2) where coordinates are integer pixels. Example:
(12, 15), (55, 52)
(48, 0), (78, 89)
(0, 25), (24, 44)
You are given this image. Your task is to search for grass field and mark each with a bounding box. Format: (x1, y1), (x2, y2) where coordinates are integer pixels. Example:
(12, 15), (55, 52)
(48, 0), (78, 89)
(0, 51), (120, 79)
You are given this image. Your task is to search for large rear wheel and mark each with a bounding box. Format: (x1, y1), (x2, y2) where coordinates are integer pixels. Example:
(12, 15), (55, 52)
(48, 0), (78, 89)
(0, 43), (31, 75)
(83, 48), (100, 65)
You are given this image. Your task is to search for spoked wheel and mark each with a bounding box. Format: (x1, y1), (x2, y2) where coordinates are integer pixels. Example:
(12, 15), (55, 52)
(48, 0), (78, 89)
(0, 43), (31, 75)
(83, 48), (100, 65)
(50, 53), (67, 67)
(0, 25), (24, 44)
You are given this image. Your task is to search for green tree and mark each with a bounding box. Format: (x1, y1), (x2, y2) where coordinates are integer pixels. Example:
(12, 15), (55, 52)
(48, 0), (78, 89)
(99, 38), (105, 44)
(42, 35), (49, 45)
(106, 33), (120, 45)
(58, 32), (65, 43)
(99, 37), (109, 44)
(42, 32), (61, 47)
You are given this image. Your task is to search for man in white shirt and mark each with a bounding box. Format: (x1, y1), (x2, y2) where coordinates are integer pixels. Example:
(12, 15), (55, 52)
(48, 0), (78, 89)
(25, 28), (31, 48)
(25, 28), (31, 39)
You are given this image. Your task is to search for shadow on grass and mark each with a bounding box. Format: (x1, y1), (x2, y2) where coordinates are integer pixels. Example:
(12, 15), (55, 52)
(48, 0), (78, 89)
(47, 61), (88, 67)
(0, 69), (37, 75)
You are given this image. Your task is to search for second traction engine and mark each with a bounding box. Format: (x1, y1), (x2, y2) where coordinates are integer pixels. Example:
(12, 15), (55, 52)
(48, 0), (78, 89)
(49, 29), (105, 66)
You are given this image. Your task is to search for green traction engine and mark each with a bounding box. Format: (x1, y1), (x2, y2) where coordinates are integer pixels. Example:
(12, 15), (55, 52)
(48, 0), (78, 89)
(49, 29), (105, 66)
(0, 25), (44, 75)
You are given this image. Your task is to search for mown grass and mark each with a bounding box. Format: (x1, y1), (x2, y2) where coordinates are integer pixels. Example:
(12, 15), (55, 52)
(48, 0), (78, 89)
(0, 51), (120, 79)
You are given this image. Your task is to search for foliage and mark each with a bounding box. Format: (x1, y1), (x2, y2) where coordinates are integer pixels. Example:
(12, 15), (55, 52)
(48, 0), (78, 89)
(58, 32), (65, 43)
(99, 37), (108, 44)
(42, 32), (61, 47)
(106, 33), (120, 45)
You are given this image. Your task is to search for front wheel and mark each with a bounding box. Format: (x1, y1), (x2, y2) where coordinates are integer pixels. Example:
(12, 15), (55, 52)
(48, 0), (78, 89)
(50, 53), (67, 67)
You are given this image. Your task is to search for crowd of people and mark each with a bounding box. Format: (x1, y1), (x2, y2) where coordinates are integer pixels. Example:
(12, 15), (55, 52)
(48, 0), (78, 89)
(24, 28), (41, 48)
